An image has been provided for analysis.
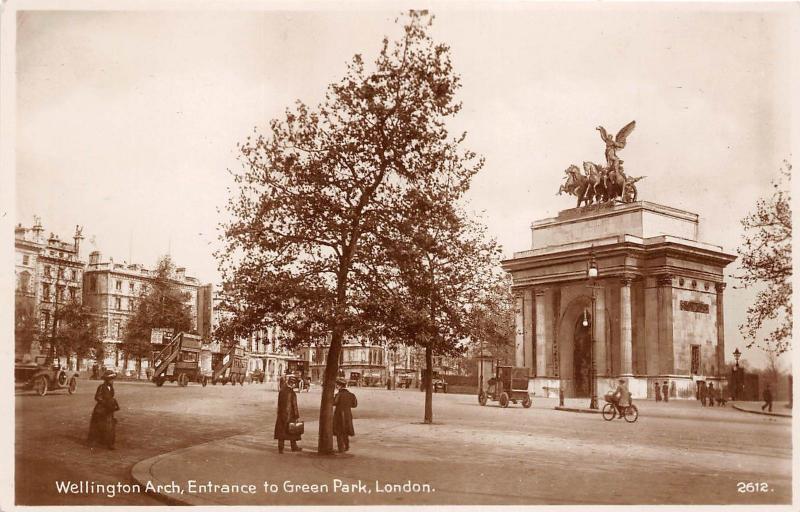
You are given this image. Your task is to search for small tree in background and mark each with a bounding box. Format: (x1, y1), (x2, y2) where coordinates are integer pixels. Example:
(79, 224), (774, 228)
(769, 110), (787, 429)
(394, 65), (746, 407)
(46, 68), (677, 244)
(15, 295), (39, 359)
(736, 160), (792, 355)
(123, 255), (193, 378)
(467, 275), (515, 366)
(56, 298), (102, 371)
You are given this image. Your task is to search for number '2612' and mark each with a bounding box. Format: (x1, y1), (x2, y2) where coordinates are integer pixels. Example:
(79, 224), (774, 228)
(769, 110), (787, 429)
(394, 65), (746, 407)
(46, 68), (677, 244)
(737, 482), (770, 493)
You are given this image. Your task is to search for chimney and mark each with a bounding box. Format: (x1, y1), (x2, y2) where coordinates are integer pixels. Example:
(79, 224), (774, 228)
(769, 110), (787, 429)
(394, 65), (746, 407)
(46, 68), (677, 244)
(31, 216), (44, 243)
(89, 251), (101, 265)
(73, 225), (84, 261)
(175, 267), (186, 280)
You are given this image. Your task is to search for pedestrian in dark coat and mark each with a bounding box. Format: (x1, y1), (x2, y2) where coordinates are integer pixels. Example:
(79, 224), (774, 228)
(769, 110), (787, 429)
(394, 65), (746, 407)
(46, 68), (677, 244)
(654, 381), (662, 402)
(333, 379), (357, 453)
(274, 377), (302, 453)
(662, 381), (669, 402)
(707, 382), (717, 407)
(762, 384), (773, 412)
(87, 370), (119, 449)
(698, 381), (707, 406)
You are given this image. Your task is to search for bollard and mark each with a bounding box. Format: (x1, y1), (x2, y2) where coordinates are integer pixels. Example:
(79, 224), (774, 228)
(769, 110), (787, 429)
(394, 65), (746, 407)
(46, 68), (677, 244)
(559, 387), (565, 407)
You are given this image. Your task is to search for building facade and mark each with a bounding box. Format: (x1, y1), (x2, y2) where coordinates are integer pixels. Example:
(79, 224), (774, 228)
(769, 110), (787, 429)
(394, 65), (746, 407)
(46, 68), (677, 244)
(501, 201), (736, 399)
(211, 293), (302, 381)
(82, 251), (210, 373)
(14, 218), (86, 360)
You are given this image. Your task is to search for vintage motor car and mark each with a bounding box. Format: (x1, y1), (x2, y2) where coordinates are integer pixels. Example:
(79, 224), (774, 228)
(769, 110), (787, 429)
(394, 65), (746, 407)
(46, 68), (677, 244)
(15, 356), (80, 397)
(420, 370), (448, 393)
(478, 365), (532, 408)
(249, 368), (265, 384)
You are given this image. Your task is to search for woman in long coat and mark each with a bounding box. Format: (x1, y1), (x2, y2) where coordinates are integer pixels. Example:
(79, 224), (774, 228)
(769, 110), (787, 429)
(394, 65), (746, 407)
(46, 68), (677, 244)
(87, 370), (119, 449)
(274, 377), (302, 453)
(333, 379), (357, 453)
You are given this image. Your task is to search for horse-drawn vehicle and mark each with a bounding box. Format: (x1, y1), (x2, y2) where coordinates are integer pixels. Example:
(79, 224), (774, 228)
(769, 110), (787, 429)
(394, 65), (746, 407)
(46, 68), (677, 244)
(478, 366), (532, 408)
(15, 356), (80, 396)
(151, 332), (206, 387)
(212, 344), (247, 385)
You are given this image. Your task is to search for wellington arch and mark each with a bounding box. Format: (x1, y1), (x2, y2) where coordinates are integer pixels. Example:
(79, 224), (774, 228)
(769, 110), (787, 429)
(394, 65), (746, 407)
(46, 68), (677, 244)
(501, 201), (736, 399)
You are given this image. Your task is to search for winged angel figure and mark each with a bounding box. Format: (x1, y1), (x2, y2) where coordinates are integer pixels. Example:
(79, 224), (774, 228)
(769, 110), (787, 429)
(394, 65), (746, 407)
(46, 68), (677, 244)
(596, 121), (636, 173)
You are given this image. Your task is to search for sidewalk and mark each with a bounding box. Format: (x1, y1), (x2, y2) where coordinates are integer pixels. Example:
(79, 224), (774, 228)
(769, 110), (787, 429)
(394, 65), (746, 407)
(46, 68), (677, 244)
(731, 401), (792, 418)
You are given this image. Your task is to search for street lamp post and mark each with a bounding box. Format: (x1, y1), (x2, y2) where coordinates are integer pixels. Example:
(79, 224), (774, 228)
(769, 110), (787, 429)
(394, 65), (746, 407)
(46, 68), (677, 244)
(587, 255), (599, 410)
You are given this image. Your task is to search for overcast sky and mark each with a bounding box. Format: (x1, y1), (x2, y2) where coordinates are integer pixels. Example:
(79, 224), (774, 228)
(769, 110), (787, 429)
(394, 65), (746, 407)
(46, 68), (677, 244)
(14, 3), (796, 368)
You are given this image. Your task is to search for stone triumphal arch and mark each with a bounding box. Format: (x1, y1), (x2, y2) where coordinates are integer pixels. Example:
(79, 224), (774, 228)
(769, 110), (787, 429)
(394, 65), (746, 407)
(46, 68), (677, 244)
(502, 201), (736, 399)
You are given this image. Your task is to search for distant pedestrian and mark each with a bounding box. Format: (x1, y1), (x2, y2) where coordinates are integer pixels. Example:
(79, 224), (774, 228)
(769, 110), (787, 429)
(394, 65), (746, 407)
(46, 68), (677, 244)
(274, 377), (302, 453)
(662, 381), (669, 402)
(698, 382), (707, 406)
(87, 370), (120, 450)
(707, 382), (717, 407)
(655, 381), (662, 402)
(762, 384), (773, 413)
(333, 379), (358, 453)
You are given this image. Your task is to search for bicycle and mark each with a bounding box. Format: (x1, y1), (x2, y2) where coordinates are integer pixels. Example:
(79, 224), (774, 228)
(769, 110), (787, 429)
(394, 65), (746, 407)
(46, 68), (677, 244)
(601, 400), (639, 423)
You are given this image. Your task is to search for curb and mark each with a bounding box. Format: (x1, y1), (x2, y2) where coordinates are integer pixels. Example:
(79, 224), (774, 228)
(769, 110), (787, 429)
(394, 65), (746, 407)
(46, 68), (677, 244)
(731, 404), (791, 418)
(554, 406), (601, 414)
(130, 437), (227, 505)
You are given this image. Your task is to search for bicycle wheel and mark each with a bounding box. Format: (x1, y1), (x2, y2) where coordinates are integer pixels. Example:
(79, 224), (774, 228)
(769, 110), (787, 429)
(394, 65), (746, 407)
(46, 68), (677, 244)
(624, 404), (639, 423)
(601, 403), (616, 421)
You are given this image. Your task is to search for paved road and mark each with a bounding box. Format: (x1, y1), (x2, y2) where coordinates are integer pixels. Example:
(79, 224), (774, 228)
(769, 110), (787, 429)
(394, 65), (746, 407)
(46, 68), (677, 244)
(15, 378), (792, 506)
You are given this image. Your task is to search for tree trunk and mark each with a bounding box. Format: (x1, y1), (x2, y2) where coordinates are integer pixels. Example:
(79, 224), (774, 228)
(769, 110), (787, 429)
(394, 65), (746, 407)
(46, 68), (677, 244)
(317, 324), (344, 454)
(424, 344), (433, 424)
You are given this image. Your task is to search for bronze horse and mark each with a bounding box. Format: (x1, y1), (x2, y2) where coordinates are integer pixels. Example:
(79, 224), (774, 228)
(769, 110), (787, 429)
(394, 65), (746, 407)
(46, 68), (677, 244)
(558, 165), (593, 207)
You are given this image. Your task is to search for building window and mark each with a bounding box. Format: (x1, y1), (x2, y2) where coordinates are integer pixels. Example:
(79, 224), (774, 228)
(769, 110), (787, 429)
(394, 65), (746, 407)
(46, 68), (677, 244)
(70, 269), (77, 280)
(115, 297), (122, 310)
(113, 320), (121, 339)
(56, 285), (65, 302)
(42, 283), (51, 301)
(116, 280), (122, 291)
(44, 265), (51, 277)
(89, 276), (96, 292)
(69, 287), (77, 301)
(691, 345), (701, 375)
(128, 298), (134, 311)
(42, 311), (50, 331)
(23, 255), (29, 266)
(129, 282), (135, 293)
(59, 268), (65, 279)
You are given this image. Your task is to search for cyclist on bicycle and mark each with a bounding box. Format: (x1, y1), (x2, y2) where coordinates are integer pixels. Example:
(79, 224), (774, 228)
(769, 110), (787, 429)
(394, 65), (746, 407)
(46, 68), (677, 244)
(610, 378), (632, 419)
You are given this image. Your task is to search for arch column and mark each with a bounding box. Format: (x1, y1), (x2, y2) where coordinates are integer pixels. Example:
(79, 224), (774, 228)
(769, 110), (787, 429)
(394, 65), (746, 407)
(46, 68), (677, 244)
(715, 283), (726, 375)
(620, 277), (633, 376)
(535, 290), (547, 376)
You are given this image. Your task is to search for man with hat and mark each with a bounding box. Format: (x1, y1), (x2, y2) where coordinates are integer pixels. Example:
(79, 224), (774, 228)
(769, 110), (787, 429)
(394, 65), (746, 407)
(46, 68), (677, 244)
(333, 379), (358, 453)
(274, 377), (302, 453)
(611, 378), (632, 420)
(87, 370), (120, 449)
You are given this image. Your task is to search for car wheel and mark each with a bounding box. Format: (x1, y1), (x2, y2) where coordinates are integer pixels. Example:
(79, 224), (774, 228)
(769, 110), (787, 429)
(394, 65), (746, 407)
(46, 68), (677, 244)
(522, 395), (532, 408)
(155, 376), (165, 387)
(478, 391), (487, 406)
(499, 392), (509, 408)
(179, 373), (189, 387)
(34, 375), (48, 397)
(67, 377), (78, 395)
(57, 370), (68, 387)
(201, 376), (208, 387)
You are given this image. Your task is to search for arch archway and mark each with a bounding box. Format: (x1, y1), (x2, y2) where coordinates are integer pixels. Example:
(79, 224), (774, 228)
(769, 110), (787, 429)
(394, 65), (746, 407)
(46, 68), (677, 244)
(557, 296), (592, 398)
